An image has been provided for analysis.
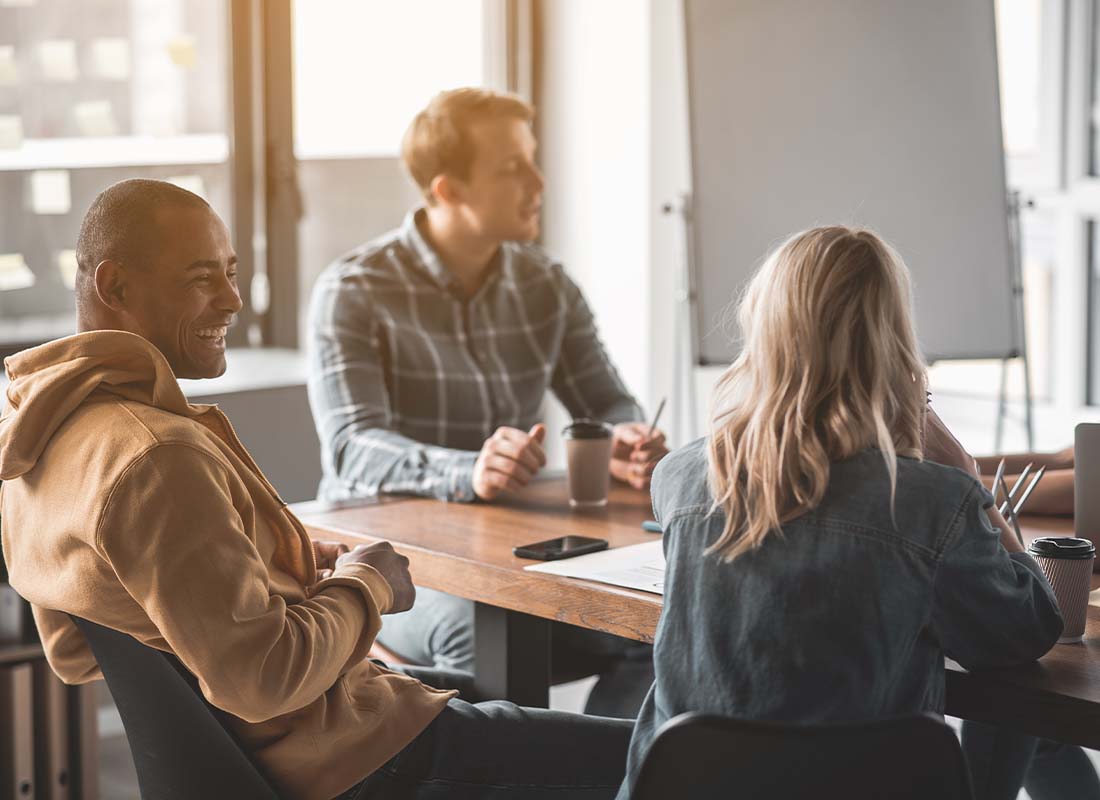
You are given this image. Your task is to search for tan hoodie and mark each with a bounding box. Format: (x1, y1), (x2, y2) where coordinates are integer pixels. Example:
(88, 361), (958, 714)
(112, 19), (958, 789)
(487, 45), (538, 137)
(0, 331), (453, 800)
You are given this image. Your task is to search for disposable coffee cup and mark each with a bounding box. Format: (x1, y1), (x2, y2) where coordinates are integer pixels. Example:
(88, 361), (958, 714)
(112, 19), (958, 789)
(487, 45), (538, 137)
(1028, 537), (1096, 643)
(563, 419), (613, 508)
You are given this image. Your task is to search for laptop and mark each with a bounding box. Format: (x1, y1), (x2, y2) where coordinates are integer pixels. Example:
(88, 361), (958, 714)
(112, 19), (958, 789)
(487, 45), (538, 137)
(1074, 423), (1100, 570)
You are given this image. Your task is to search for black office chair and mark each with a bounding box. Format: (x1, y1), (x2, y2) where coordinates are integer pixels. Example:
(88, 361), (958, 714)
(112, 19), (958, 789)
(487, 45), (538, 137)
(69, 616), (281, 800)
(631, 711), (973, 800)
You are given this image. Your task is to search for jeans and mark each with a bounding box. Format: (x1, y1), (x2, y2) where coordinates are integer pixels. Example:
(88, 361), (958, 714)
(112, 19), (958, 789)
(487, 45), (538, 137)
(962, 721), (1100, 800)
(340, 666), (633, 800)
(377, 586), (654, 718)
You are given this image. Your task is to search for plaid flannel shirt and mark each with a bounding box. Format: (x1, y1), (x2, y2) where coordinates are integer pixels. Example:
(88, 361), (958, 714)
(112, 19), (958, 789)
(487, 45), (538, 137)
(307, 209), (643, 502)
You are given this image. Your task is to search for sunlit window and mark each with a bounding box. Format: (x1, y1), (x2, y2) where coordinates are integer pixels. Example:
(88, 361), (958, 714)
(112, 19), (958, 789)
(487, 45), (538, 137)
(0, 0), (230, 352)
(995, 0), (1043, 161)
(292, 0), (484, 160)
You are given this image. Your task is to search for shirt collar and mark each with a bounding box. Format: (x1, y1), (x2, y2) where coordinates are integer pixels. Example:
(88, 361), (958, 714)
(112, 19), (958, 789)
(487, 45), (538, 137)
(400, 207), (462, 292)
(399, 206), (509, 298)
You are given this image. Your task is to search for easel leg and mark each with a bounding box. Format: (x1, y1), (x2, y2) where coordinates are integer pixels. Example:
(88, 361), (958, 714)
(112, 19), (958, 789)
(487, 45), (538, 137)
(996, 358), (1008, 453)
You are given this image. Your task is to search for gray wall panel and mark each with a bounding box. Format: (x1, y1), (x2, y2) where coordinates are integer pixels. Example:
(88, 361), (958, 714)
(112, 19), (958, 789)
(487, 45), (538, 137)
(685, 0), (1015, 364)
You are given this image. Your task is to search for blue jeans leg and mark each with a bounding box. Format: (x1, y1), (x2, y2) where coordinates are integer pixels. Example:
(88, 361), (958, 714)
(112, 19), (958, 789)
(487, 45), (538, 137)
(962, 721), (1100, 800)
(377, 587), (654, 718)
(352, 697), (633, 800)
(1026, 739), (1100, 800)
(377, 587), (477, 672)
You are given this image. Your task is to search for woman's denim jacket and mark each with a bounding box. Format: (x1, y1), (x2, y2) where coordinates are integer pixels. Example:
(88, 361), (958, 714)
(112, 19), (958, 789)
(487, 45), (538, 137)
(617, 439), (1064, 799)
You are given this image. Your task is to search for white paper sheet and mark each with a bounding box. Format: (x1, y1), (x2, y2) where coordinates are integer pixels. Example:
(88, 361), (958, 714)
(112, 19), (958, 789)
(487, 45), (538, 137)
(0, 45), (18, 87)
(90, 38), (130, 80)
(56, 249), (78, 289)
(524, 540), (665, 595)
(0, 115), (22, 149)
(38, 39), (78, 82)
(29, 170), (71, 214)
(73, 100), (119, 137)
(0, 254), (35, 291)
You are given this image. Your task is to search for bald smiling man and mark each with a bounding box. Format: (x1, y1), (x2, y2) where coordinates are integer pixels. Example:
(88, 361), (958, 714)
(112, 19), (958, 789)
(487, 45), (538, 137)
(0, 179), (631, 800)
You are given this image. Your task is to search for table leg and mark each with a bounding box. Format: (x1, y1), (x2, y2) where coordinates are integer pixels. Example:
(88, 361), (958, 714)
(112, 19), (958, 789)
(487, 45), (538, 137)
(473, 604), (551, 708)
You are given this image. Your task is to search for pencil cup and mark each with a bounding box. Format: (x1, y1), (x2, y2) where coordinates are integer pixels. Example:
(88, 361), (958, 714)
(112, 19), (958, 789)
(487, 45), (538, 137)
(563, 420), (613, 508)
(1028, 537), (1095, 643)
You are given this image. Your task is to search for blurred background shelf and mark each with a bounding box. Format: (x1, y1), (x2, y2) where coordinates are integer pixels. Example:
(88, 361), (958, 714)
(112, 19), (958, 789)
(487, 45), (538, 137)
(0, 134), (228, 172)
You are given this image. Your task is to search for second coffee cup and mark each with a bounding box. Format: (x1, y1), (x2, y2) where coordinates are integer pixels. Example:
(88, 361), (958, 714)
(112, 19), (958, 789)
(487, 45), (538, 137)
(563, 419), (613, 508)
(1028, 537), (1096, 643)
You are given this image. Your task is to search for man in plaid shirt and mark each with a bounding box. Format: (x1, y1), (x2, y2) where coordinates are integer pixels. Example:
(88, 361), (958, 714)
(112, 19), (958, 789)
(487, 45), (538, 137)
(307, 88), (666, 717)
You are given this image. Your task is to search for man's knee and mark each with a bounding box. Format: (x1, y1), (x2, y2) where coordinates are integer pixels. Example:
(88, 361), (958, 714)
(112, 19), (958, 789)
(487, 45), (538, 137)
(380, 587), (476, 671)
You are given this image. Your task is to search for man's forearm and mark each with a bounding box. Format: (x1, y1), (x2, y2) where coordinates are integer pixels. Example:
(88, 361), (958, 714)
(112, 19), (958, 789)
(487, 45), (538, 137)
(979, 469), (1074, 517)
(976, 448), (1074, 475)
(334, 427), (479, 502)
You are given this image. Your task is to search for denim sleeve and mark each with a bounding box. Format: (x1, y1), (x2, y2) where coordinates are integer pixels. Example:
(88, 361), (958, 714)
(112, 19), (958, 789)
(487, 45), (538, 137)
(307, 271), (478, 503)
(931, 484), (1063, 670)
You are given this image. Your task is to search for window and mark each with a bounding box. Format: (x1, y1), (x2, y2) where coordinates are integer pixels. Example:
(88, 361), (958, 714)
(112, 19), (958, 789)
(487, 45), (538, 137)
(997, 0), (1044, 163)
(289, 0), (497, 345)
(292, 0), (485, 160)
(0, 0), (232, 354)
(0, 1), (514, 356)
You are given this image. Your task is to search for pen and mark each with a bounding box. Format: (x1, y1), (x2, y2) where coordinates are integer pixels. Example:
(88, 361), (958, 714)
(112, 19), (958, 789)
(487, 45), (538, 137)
(999, 462), (1033, 516)
(646, 398), (667, 440)
(1012, 466), (1047, 517)
(991, 458), (1006, 504)
(996, 472), (1025, 546)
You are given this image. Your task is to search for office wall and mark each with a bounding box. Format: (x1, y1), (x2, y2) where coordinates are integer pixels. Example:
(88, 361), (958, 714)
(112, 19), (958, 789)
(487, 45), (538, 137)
(648, 0), (695, 444)
(535, 0), (656, 462)
(535, 0), (693, 452)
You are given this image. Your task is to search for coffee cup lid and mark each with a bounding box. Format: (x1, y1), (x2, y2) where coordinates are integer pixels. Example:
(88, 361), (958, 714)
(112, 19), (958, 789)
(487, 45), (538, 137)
(563, 419), (612, 440)
(1028, 537), (1096, 560)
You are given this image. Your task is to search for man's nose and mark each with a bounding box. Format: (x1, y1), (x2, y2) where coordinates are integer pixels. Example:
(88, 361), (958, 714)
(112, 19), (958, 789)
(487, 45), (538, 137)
(528, 164), (545, 194)
(215, 274), (244, 314)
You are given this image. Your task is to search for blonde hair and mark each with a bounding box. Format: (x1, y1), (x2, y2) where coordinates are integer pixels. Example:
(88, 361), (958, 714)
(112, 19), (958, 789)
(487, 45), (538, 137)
(707, 226), (926, 561)
(401, 88), (534, 201)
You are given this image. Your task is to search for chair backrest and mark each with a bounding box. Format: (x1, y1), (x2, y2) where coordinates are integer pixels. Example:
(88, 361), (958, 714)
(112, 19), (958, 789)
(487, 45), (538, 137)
(70, 616), (280, 800)
(631, 711), (973, 800)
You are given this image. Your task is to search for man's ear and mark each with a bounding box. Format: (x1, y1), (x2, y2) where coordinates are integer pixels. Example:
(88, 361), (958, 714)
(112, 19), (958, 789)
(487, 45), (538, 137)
(430, 173), (462, 207)
(92, 260), (127, 311)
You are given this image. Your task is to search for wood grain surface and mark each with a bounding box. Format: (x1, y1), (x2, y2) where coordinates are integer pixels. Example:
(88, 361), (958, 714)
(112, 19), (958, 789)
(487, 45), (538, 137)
(297, 477), (662, 643)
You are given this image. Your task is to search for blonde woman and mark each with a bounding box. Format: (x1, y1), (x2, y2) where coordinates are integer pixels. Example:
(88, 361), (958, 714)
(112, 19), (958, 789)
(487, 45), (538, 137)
(615, 227), (1071, 800)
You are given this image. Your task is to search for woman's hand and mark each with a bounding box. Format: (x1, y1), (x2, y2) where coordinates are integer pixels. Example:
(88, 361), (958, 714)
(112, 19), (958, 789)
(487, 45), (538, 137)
(922, 408), (979, 479)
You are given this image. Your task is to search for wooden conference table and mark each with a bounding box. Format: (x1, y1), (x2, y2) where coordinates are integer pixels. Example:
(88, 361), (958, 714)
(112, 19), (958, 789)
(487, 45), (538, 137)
(295, 478), (1100, 748)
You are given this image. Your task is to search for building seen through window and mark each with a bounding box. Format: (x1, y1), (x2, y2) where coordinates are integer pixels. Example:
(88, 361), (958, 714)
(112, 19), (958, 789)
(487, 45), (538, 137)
(0, 0), (229, 356)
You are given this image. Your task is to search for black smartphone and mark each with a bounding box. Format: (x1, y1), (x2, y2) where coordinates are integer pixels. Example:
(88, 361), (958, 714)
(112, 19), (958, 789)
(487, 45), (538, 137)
(513, 535), (609, 561)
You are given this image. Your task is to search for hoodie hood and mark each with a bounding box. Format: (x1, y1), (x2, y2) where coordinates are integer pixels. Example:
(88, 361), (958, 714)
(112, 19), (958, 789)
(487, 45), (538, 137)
(0, 330), (209, 480)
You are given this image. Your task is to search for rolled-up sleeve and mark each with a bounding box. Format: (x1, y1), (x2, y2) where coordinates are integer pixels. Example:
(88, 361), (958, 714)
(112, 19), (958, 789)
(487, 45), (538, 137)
(96, 443), (390, 723)
(932, 484), (1064, 670)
